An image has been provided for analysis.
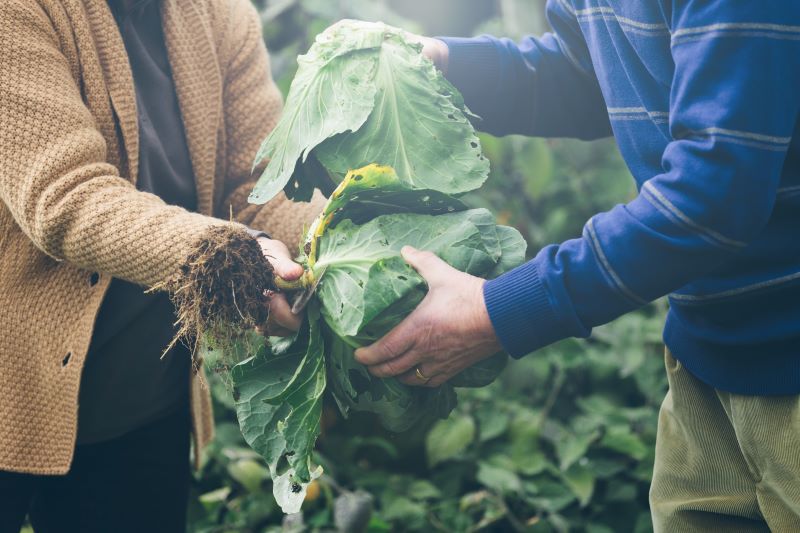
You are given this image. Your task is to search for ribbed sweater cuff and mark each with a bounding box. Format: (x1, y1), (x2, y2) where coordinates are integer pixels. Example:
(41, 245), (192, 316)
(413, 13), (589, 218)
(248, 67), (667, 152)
(438, 37), (502, 115)
(483, 260), (570, 358)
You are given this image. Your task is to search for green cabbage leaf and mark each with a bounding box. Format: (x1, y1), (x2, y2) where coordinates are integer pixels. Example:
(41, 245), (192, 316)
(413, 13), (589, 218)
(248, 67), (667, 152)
(250, 19), (488, 204)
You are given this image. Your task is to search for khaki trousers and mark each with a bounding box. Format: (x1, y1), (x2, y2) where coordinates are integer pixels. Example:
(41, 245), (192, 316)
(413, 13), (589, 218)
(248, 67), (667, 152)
(650, 351), (800, 532)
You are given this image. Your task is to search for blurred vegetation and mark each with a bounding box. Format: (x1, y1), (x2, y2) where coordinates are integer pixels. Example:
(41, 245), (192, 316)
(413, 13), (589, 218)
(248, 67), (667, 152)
(188, 1), (667, 531)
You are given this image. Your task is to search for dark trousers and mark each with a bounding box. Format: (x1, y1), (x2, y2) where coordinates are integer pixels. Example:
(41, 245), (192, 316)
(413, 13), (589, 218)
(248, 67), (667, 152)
(0, 410), (191, 533)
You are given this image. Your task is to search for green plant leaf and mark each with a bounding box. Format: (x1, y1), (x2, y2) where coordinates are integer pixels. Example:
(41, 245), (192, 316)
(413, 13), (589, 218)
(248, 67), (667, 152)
(407, 479), (443, 501)
(508, 407), (542, 473)
(250, 22), (384, 204)
(314, 208), (501, 338)
(476, 462), (522, 494)
(228, 459), (269, 494)
(561, 463), (595, 507)
(303, 165), (468, 256)
(600, 426), (649, 461)
(426, 415), (476, 467)
(251, 20), (489, 205)
(316, 29), (488, 194)
(487, 225), (528, 279)
(325, 328), (457, 432)
(380, 496), (427, 523)
(231, 303), (326, 513)
(476, 406), (510, 442)
(556, 431), (599, 471)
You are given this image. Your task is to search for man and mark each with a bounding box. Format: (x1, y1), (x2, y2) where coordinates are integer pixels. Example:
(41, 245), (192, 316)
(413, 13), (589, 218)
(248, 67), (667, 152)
(356, 1), (800, 530)
(0, 0), (315, 531)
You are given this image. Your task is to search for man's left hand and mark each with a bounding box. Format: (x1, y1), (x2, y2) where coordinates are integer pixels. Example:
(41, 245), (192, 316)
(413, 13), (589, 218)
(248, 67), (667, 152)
(354, 246), (501, 387)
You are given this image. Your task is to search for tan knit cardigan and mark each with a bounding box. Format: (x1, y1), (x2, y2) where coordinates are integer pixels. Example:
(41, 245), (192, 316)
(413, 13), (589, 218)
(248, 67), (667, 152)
(0, 0), (322, 474)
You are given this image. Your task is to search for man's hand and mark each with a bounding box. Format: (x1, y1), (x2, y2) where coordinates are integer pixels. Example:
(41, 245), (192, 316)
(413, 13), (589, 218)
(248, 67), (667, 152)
(354, 246), (501, 387)
(257, 236), (303, 337)
(404, 33), (450, 73)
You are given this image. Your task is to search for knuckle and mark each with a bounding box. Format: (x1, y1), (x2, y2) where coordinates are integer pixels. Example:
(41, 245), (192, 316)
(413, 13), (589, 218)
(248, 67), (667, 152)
(371, 365), (390, 378)
(382, 360), (401, 376)
(379, 339), (401, 360)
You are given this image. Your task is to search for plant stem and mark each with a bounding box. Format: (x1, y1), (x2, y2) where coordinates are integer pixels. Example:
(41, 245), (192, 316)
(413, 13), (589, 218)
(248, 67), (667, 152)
(274, 269), (315, 291)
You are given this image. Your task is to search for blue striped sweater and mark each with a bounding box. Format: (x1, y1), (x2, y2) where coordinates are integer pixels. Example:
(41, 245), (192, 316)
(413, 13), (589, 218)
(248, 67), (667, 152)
(441, 0), (800, 395)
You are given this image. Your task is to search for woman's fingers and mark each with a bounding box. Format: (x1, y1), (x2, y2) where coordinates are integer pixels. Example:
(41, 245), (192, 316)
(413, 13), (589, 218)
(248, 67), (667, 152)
(257, 237), (303, 281)
(263, 292), (302, 336)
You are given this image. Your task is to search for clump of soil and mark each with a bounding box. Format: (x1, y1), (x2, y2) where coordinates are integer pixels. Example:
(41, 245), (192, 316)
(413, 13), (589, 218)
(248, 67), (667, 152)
(158, 226), (277, 364)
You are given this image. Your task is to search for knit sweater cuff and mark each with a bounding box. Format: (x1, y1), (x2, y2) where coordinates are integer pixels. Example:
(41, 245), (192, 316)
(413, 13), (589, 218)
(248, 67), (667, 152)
(483, 259), (573, 358)
(245, 227), (271, 241)
(438, 37), (502, 118)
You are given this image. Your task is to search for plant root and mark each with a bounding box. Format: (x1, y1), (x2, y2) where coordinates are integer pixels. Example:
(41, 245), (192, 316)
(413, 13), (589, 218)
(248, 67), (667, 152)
(157, 226), (277, 366)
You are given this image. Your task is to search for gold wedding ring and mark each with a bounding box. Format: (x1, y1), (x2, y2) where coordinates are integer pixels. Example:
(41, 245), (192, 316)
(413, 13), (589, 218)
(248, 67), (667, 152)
(415, 367), (431, 383)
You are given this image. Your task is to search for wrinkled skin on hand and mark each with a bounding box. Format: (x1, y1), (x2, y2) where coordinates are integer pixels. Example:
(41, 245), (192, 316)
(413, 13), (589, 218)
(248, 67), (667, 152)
(257, 236), (304, 336)
(354, 246), (501, 387)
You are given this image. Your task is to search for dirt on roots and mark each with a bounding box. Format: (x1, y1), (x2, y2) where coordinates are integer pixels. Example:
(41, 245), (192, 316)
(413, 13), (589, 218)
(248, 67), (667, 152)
(157, 226), (277, 366)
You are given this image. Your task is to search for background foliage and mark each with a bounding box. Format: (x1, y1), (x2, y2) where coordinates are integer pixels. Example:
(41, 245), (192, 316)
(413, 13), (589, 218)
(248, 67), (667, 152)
(188, 1), (668, 531)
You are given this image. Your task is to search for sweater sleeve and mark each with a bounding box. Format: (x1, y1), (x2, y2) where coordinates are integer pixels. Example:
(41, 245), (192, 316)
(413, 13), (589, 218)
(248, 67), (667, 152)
(439, 0), (611, 139)
(0, 1), (239, 289)
(483, 2), (800, 357)
(217, 0), (325, 249)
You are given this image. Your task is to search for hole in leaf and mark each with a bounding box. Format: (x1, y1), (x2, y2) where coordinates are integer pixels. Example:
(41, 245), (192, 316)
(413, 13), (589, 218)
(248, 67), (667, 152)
(291, 482), (302, 493)
(397, 275), (407, 281)
(353, 174), (363, 181)
(470, 142), (478, 148)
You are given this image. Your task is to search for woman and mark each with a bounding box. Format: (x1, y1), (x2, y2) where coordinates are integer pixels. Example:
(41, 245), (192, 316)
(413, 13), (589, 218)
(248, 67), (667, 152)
(0, 0), (320, 530)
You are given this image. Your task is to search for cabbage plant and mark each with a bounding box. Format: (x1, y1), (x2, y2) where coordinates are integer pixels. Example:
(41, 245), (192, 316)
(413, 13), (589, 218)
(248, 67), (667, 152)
(217, 20), (526, 513)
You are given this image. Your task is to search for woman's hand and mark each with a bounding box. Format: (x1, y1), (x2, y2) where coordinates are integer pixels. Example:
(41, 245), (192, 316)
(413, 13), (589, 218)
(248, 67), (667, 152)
(354, 247), (501, 387)
(257, 236), (304, 337)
